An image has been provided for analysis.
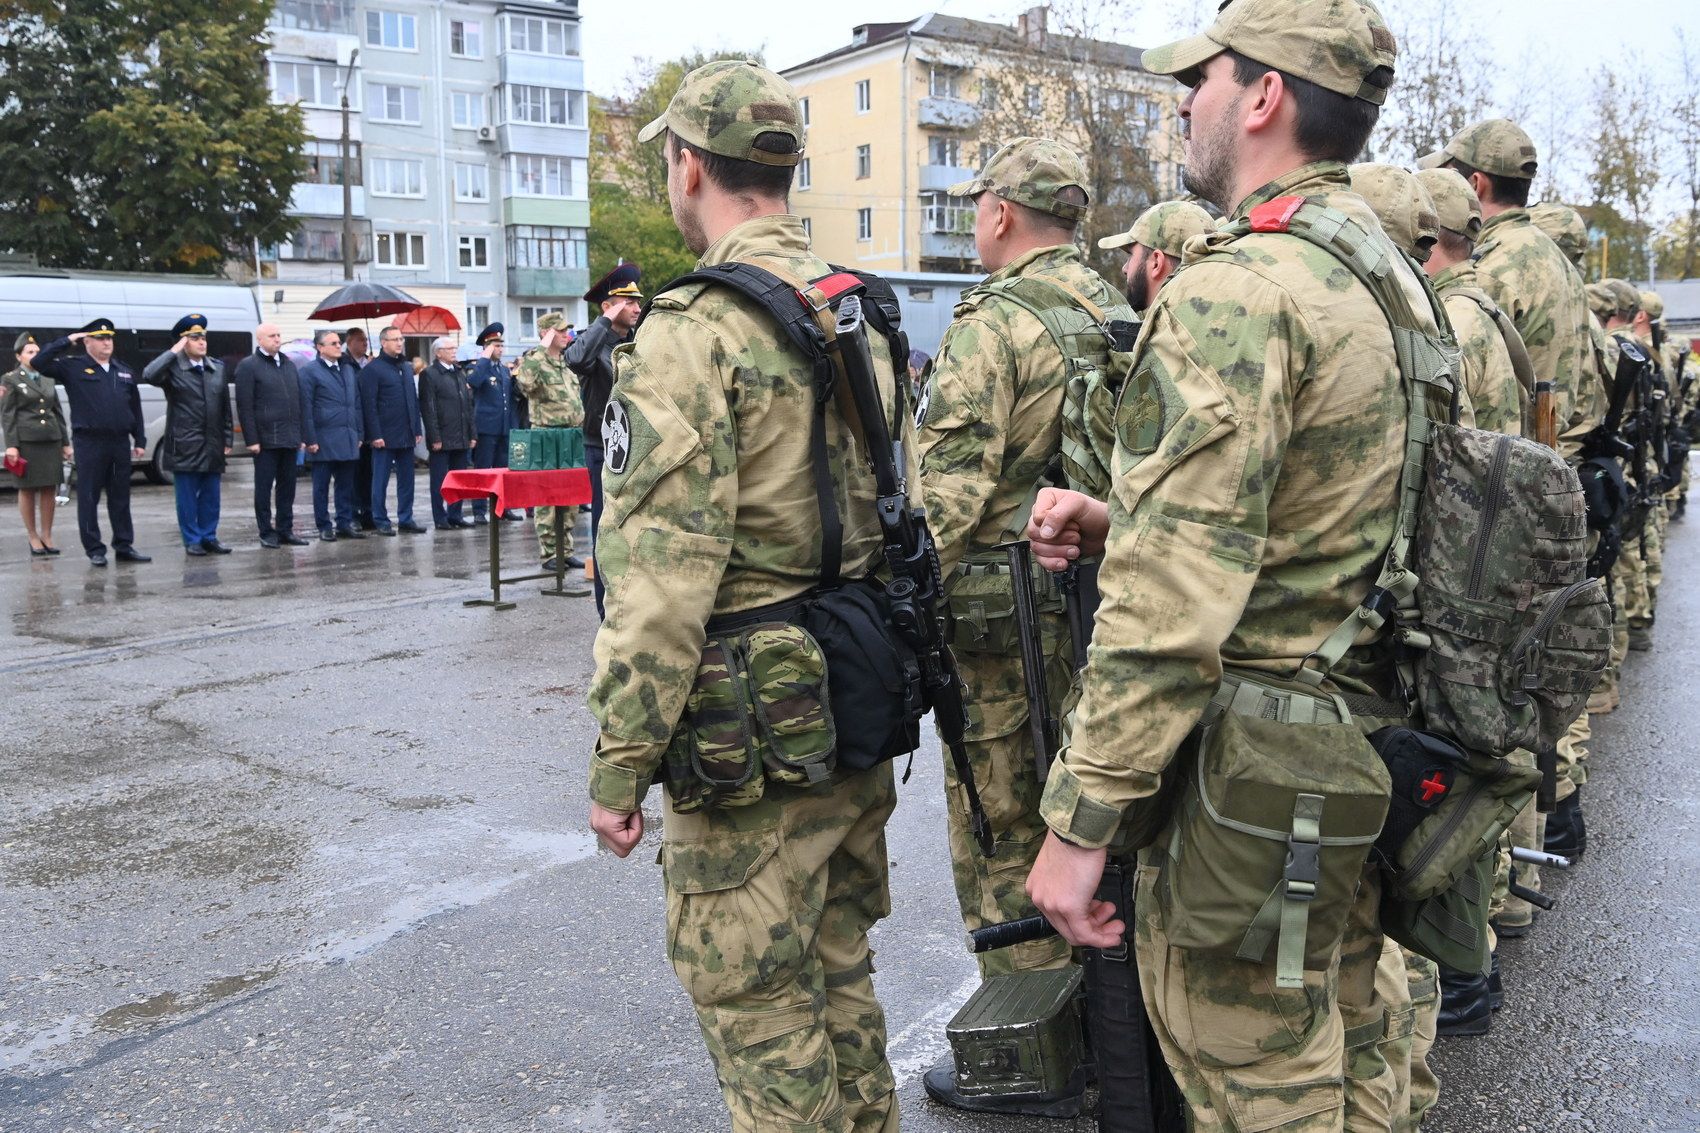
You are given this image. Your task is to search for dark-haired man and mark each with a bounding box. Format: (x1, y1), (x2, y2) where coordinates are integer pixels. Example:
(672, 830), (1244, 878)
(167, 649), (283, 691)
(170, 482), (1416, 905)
(1098, 199), (1216, 314)
(359, 326), (426, 535)
(586, 59), (909, 1133)
(1021, 0), (1437, 1127)
(569, 262), (644, 616)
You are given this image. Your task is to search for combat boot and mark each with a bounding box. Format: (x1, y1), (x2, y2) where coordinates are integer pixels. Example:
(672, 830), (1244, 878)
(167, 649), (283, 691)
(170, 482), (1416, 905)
(1435, 966), (1493, 1037)
(1587, 685), (1619, 715)
(922, 1059), (1087, 1119)
(1544, 791), (1587, 859)
(1628, 624), (1653, 652)
(1488, 951), (1505, 1011)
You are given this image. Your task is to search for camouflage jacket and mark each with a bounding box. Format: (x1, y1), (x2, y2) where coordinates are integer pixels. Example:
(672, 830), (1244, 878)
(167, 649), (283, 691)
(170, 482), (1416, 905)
(513, 347), (584, 428)
(1473, 209), (1593, 454)
(587, 215), (912, 811)
(918, 243), (1125, 578)
(1039, 162), (1436, 849)
(1432, 261), (1524, 437)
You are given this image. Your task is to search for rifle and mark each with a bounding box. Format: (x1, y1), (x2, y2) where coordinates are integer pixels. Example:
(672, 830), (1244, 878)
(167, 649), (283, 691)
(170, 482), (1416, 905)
(1533, 379), (1558, 449)
(832, 294), (996, 856)
(1003, 539), (1059, 782)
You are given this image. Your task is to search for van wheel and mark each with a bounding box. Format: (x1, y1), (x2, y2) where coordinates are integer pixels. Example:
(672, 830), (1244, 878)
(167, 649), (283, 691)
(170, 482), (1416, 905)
(144, 447), (171, 485)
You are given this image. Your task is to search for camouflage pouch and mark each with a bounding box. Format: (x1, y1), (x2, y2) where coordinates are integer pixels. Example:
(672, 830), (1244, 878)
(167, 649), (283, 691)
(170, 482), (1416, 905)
(662, 640), (765, 813)
(946, 558), (1064, 656)
(742, 624), (836, 787)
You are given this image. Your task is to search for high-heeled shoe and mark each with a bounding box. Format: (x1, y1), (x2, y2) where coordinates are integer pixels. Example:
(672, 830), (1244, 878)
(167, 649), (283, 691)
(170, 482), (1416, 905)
(29, 542), (48, 557)
(42, 542), (61, 555)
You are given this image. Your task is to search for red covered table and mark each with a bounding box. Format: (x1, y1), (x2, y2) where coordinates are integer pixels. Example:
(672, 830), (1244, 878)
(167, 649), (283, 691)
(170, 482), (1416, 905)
(442, 467), (592, 609)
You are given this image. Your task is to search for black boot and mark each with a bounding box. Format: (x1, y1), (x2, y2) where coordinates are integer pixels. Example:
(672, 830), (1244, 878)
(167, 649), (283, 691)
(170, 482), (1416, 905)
(922, 1059), (1087, 1119)
(1544, 791), (1587, 859)
(1436, 965), (1493, 1037)
(1488, 951), (1504, 1011)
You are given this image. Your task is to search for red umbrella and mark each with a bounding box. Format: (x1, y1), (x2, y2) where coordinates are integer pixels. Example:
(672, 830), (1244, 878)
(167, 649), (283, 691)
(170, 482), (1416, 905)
(390, 305), (463, 335)
(309, 281), (422, 322)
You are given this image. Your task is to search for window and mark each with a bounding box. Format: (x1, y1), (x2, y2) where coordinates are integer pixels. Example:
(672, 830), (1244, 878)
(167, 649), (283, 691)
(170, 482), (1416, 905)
(508, 84), (585, 127)
(855, 145), (871, 179)
(303, 139), (361, 185)
(855, 79), (871, 113)
(454, 162), (489, 201)
(928, 136), (960, 167)
(797, 158), (811, 191)
(282, 219), (370, 263)
(375, 230), (427, 268)
(857, 208), (872, 242)
(274, 0), (354, 33)
(271, 61), (344, 109)
(800, 217), (812, 239)
(507, 154), (587, 198)
(458, 235), (490, 269)
(450, 91), (487, 129)
(978, 80), (998, 109)
(799, 97), (810, 127)
(508, 15), (579, 56)
(365, 10), (417, 50)
(449, 19), (482, 58)
(979, 141), (998, 167)
(466, 304), (491, 332)
(922, 191), (973, 234)
(369, 83), (421, 123)
(519, 305), (566, 340)
(507, 225), (588, 268)
(1025, 84), (1042, 114)
(368, 156), (424, 197)
(929, 67), (960, 99)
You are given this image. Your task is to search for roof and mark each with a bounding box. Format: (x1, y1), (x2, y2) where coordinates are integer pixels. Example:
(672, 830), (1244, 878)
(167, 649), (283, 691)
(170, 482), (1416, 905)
(783, 12), (1148, 75)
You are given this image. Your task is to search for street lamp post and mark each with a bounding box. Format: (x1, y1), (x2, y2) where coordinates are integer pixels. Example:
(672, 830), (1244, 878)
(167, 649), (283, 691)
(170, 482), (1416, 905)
(340, 48), (360, 281)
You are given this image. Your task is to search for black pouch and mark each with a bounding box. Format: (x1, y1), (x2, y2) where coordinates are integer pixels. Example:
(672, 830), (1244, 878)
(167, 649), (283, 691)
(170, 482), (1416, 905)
(798, 581), (924, 773)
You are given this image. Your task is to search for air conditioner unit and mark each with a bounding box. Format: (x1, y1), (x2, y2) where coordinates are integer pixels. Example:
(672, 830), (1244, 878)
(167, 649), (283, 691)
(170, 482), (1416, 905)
(477, 125), (496, 143)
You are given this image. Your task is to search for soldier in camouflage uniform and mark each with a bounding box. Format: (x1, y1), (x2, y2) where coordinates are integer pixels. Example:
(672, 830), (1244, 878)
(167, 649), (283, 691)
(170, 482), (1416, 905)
(513, 311), (586, 577)
(1021, 2), (1427, 1128)
(1630, 289), (1669, 651)
(1098, 200), (1217, 314)
(586, 60), (906, 1133)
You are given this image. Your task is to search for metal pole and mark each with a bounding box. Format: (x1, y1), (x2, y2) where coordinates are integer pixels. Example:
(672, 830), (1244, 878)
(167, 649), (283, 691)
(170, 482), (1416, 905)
(340, 48), (360, 282)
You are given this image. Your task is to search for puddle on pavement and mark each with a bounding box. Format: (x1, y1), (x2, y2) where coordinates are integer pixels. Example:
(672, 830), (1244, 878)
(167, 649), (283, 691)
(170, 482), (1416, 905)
(95, 964), (282, 1033)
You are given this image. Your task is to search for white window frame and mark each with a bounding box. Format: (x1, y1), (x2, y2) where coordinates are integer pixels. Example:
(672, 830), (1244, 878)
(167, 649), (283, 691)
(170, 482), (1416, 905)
(800, 216), (812, 239)
(1025, 84), (1042, 114)
(857, 208), (872, 242)
(855, 145), (871, 180)
(507, 84), (585, 128)
(364, 9), (417, 51)
(450, 90), (487, 130)
(368, 82), (422, 124)
(518, 304), (566, 341)
(454, 161), (490, 202)
(507, 225), (588, 269)
(466, 304), (491, 332)
(929, 66), (960, 99)
(799, 97), (810, 127)
(506, 15), (579, 56)
(797, 157), (811, 191)
(374, 230), (427, 269)
(448, 18), (483, 58)
(368, 156), (425, 198)
(928, 136), (960, 168)
(271, 61), (346, 109)
(507, 154), (586, 199)
(855, 79), (871, 114)
(458, 234), (491, 271)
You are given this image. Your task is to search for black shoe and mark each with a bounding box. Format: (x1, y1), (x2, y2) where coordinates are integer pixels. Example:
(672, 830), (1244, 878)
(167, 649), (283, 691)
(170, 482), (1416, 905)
(260, 534), (281, 549)
(29, 544), (48, 557)
(397, 522), (428, 534)
(1491, 911), (1537, 940)
(1545, 792), (1587, 859)
(541, 557), (559, 572)
(1628, 625), (1653, 652)
(320, 529), (338, 543)
(472, 514), (489, 526)
(1436, 966), (1493, 1037)
(1488, 951), (1504, 1011)
(43, 544), (61, 555)
(280, 533), (310, 546)
(501, 511), (524, 522)
(185, 544), (208, 557)
(563, 554), (585, 569)
(922, 1060), (1086, 1119)
(115, 548), (151, 563)
(450, 518), (475, 529)
(89, 552), (108, 567)
(201, 539), (232, 554)
(335, 527), (366, 540)
(435, 522), (455, 531)
(374, 524), (397, 536)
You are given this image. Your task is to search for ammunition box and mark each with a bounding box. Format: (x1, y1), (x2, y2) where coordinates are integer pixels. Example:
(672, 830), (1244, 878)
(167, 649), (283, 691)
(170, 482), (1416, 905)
(945, 966), (1083, 1098)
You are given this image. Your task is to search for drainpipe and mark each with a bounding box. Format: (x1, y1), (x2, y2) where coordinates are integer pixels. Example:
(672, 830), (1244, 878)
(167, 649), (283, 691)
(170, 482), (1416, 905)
(900, 31), (912, 271)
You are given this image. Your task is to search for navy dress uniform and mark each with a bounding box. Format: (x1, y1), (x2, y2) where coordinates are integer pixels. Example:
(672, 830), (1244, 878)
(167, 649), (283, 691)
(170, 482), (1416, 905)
(142, 314), (234, 555)
(467, 321), (516, 520)
(31, 318), (151, 565)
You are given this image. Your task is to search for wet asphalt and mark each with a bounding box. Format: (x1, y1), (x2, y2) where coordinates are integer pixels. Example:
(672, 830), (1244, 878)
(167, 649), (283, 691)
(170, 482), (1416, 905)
(0, 464), (1695, 1132)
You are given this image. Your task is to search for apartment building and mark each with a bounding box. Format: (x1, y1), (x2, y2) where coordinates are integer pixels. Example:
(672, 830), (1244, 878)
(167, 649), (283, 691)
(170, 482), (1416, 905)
(781, 9), (1185, 274)
(261, 0), (589, 345)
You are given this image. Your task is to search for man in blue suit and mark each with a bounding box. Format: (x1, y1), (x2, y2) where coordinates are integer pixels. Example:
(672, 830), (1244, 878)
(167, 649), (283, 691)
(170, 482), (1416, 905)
(299, 328), (367, 542)
(466, 321), (518, 523)
(359, 326), (426, 535)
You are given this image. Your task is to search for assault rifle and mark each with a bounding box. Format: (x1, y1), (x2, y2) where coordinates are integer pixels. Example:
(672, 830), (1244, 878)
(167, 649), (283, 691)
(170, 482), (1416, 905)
(833, 295), (996, 855)
(1004, 539), (1060, 782)
(1580, 339), (1650, 581)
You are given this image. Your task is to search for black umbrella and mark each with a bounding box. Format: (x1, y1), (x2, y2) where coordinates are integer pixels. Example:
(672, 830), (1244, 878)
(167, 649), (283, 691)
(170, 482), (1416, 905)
(309, 282), (423, 322)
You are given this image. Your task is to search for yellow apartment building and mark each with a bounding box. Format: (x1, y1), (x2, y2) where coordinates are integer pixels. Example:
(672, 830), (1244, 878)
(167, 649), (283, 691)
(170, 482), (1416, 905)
(781, 8), (1186, 275)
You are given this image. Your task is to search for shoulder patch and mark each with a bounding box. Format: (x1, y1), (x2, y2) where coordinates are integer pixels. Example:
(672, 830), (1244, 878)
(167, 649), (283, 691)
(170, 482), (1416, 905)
(602, 398), (632, 473)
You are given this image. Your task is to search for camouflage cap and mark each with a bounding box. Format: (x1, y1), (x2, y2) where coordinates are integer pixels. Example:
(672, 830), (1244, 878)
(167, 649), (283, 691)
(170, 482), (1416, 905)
(1098, 200), (1217, 255)
(1640, 290), (1664, 323)
(1600, 278), (1641, 317)
(1142, 0), (1397, 105)
(1530, 202), (1588, 266)
(1584, 282), (1614, 320)
(1417, 118), (1538, 179)
(536, 311), (569, 333)
(635, 60), (803, 167)
(1415, 167), (1482, 241)
(948, 137), (1090, 222)
(1350, 163), (1438, 262)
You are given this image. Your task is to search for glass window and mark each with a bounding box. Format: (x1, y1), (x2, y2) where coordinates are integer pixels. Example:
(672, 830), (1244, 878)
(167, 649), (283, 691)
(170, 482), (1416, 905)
(978, 79), (997, 109)
(508, 16), (580, 55)
(374, 231), (427, 268)
(857, 208), (872, 242)
(508, 84), (585, 127)
(449, 19), (482, 58)
(274, 0), (354, 33)
(519, 305), (566, 340)
(1025, 84), (1042, 114)
(368, 83), (421, 123)
(928, 136), (960, 167)
(458, 235), (490, 269)
(856, 145), (871, 179)
(800, 217), (812, 239)
(855, 79), (870, 113)
(466, 304), (491, 331)
(979, 141), (998, 167)
(271, 61), (344, 109)
(921, 191), (973, 234)
(929, 67), (959, 99)
(303, 140), (361, 185)
(507, 155), (587, 198)
(454, 162), (490, 201)
(506, 225), (588, 268)
(799, 97), (810, 127)
(282, 220), (370, 262)
(364, 10), (417, 50)
(797, 158), (811, 191)
(369, 156), (424, 196)
(450, 91), (487, 129)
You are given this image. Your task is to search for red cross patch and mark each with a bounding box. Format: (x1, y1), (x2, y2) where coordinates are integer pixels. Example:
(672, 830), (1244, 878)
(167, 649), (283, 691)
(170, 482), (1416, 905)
(1418, 770), (1451, 805)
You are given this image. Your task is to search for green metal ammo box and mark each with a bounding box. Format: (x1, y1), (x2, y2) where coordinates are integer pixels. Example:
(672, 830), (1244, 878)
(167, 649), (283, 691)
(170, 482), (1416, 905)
(944, 966), (1083, 1098)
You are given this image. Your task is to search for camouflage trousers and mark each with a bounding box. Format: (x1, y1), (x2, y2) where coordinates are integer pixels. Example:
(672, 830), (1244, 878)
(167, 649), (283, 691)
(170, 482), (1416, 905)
(662, 765), (899, 1132)
(1645, 505), (1665, 616)
(1400, 950), (1440, 1132)
(1371, 940), (1419, 1132)
(1135, 858), (1405, 1132)
(1599, 565), (1631, 701)
(534, 505), (577, 561)
(1554, 708), (1590, 803)
(1491, 748), (1544, 928)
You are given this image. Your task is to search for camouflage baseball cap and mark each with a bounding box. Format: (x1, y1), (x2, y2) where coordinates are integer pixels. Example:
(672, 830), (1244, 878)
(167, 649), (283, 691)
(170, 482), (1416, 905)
(1417, 118), (1538, 179)
(948, 137), (1090, 222)
(636, 60), (803, 167)
(1415, 167), (1482, 241)
(1530, 202), (1588, 266)
(1142, 0), (1397, 105)
(1349, 163), (1438, 262)
(1098, 200), (1216, 255)
(536, 311), (568, 333)
(1600, 279), (1641, 316)
(1584, 282), (1614, 320)
(1640, 290), (1664, 322)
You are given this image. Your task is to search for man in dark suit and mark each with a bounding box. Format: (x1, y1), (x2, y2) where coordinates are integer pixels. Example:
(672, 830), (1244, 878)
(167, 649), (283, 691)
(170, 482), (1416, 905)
(568, 262), (643, 617)
(419, 336), (477, 529)
(466, 321), (516, 523)
(359, 326), (426, 535)
(345, 325), (375, 528)
(31, 317), (152, 566)
(234, 322), (309, 548)
(299, 328), (366, 542)
(141, 313), (234, 555)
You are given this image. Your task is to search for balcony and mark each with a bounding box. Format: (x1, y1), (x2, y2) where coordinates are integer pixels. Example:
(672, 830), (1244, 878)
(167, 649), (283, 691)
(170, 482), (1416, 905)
(290, 182), (364, 218)
(919, 164), (974, 193)
(920, 230), (976, 262)
(917, 96), (981, 131)
(508, 266), (589, 298)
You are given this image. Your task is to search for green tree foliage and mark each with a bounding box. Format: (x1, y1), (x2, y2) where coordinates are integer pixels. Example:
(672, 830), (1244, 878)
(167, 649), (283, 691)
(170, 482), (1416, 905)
(1585, 63), (1663, 284)
(588, 181), (700, 292)
(0, 0), (305, 272)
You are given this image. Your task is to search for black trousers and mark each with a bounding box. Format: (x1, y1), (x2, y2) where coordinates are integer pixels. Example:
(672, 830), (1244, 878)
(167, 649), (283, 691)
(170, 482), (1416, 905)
(72, 432), (135, 556)
(253, 447), (300, 538)
(428, 448), (470, 525)
(587, 445), (606, 618)
(354, 444), (374, 525)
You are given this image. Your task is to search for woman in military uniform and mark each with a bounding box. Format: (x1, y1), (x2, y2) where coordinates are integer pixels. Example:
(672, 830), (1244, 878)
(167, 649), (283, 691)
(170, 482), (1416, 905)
(2, 332), (73, 555)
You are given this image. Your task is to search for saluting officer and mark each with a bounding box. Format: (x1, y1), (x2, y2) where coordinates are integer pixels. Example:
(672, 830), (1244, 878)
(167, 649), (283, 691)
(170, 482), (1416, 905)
(514, 311), (586, 574)
(467, 321), (518, 522)
(143, 314), (235, 556)
(32, 318), (151, 566)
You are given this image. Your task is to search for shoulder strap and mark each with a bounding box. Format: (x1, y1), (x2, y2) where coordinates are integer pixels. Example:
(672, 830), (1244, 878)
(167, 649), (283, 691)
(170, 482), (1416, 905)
(1456, 287), (1538, 408)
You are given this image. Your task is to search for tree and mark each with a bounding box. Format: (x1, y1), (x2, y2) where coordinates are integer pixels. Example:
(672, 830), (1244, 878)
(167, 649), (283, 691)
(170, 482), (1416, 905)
(1586, 62), (1663, 285)
(587, 181), (701, 292)
(1371, 0), (1494, 164)
(1670, 30), (1700, 278)
(0, 0), (305, 273)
